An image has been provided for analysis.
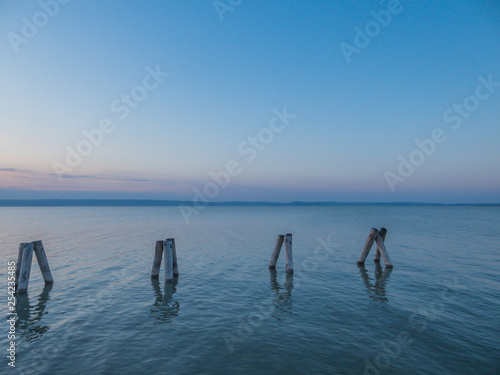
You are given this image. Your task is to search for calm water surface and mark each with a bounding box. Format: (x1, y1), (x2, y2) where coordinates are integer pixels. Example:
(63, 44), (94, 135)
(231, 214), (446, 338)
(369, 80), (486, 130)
(0, 206), (499, 374)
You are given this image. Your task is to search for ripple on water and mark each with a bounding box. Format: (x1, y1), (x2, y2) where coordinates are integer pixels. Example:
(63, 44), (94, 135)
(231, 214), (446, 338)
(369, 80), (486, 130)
(0, 206), (499, 374)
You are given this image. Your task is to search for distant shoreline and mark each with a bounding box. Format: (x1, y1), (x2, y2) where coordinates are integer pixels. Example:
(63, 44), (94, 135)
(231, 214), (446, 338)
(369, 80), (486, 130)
(0, 200), (498, 207)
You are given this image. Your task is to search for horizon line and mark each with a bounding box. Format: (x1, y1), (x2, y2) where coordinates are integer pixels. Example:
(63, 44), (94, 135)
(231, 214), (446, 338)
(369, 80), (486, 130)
(0, 199), (498, 207)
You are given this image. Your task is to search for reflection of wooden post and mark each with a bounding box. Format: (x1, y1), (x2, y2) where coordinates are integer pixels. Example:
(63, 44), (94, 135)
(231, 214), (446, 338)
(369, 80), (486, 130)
(164, 278), (178, 303)
(269, 235), (285, 269)
(33, 241), (53, 284)
(151, 241), (164, 279)
(376, 266), (393, 286)
(284, 272), (294, 293)
(285, 233), (293, 274)
(17, 243), (34, 294)
(375, 232), (393, 268)
(170, 238), (179, 277)
(374, 228), (387, 263)
(269, 268), (280, 293)
(357, 228), (378, 264)
(164, 240), (174, 283)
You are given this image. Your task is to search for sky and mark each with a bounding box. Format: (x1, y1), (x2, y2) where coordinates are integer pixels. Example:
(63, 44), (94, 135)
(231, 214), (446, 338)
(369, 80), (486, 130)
(0, 0), (499, 203)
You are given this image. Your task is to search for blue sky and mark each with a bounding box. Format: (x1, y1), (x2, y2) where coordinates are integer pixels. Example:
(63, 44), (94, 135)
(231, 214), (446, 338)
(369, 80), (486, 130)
(0, 0), (499, 203)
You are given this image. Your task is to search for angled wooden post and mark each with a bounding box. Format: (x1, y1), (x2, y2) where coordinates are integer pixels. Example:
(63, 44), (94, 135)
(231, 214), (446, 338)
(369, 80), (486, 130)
(17, 243), (34, 294)
(269, 235), (285, 269)
(285, 233), (293, 274)
(15, 243), (24, 287)
(170, 238), (179, 277)
(357, 228), (378, 264)
(374, 228), (387, 263)
(375, 231), (393, 268)
(164, 240), (174, 283)
(33, 240), (54, 284)
(151, 241), (164, 279)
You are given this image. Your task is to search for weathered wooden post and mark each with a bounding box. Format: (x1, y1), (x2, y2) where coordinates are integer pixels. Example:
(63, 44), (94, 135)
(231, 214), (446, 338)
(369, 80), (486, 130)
(285, 233), (293, 274)
(33, 241), (53, 284)
(375, 231), (393, 268)
(358, 228), (393, 267)
(15, 243), (24, 287)
(269, 235), (285, 269)
(151, 241), (164, 279)
(373, 228), (387, 263)
(152, 238), (179, 280)
(170, 238), (179, 277)
(357, 228), (378, 265)
(164, 239), (174, 283)
(17, 243), (34, 294)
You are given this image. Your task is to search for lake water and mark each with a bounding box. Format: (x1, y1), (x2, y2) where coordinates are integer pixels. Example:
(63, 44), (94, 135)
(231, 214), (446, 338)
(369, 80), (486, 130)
(0, 206), (499, 374)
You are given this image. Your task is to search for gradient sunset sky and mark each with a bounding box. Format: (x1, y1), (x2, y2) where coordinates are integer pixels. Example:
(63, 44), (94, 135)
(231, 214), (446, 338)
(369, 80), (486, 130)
(1, 0), (499, 203)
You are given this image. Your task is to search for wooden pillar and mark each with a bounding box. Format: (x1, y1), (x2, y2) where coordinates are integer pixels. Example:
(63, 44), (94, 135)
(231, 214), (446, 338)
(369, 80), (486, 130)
(17, 243), (34, 294)
(169, 238), (179, 277)
(285, 233), (293, 274)
(15, 243), (24, 287)
(164, 240), (174, 283)
(374, 228), (387, 262)
(357, 228), (378, 264)
(375, 232), (393, 268)
(33, 240), (54, 284)
(151, 241), (164, 279)
(269, 235), (284, 269)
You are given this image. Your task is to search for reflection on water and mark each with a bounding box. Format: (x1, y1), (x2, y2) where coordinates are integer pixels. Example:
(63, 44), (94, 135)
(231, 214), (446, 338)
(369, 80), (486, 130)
(16, 284), (52, 342)
(269, 269), (293, 320)
(150, 278), (180, 323)
(357, 263), (392, 302)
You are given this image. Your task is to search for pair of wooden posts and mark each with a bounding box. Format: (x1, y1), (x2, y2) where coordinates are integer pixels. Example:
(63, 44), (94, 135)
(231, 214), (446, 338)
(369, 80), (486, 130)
(357, 227), (393, 268)
(151, 239), (179, 282)
(269, 233), (293, 273)
(16, 240), (54, 294)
